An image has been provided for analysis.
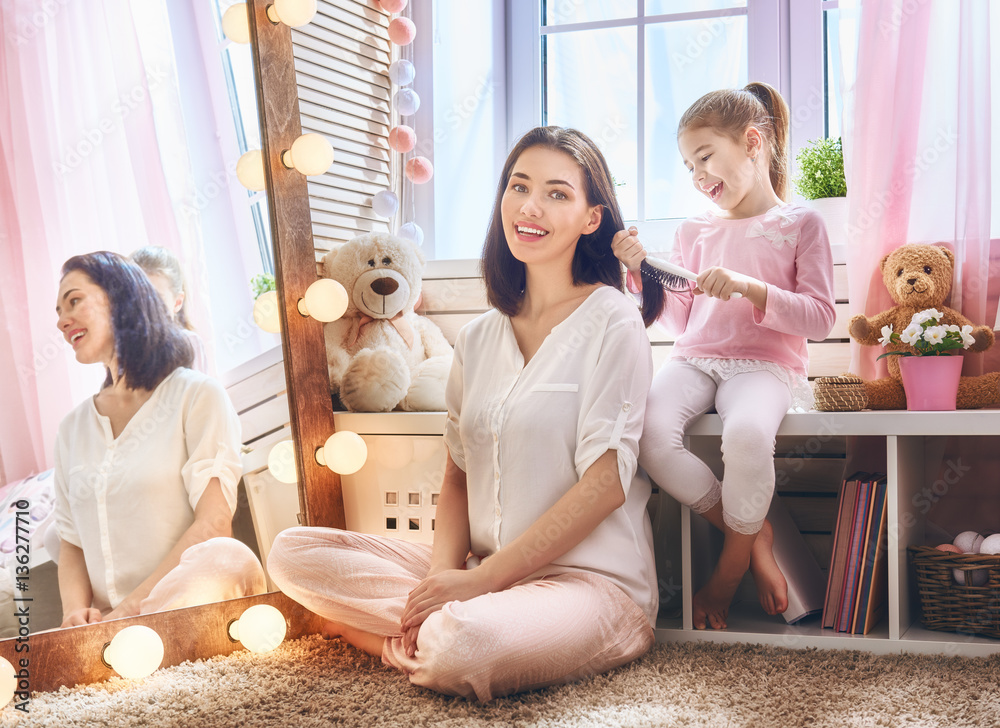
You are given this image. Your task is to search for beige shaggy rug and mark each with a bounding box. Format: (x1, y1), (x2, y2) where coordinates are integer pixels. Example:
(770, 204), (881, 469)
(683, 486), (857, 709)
(1, 635), (998, 728)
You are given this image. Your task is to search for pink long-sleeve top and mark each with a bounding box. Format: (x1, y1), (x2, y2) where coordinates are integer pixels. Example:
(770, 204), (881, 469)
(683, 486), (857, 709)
(642, 204), (836, 377)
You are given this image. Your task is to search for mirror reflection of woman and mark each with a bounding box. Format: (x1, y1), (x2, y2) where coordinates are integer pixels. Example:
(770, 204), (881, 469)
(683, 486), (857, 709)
(53, 252), (265, 627)
(268, 127), (658, 701)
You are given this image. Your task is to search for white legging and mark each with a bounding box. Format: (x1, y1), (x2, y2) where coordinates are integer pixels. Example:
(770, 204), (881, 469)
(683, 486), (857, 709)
(640, 360), (791, 534)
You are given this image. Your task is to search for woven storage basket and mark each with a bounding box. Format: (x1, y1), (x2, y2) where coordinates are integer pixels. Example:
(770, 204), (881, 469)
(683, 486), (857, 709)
(812, 374), (869, 412)
(909, 545), (1000, 638)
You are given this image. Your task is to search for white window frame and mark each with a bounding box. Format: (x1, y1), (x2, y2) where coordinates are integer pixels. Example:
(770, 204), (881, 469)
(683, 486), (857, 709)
(420, 0), (839, 270)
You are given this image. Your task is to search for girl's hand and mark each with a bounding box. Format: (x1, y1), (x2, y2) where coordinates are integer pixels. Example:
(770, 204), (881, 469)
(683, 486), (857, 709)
(611, 226), (645, 273)
(400, 567), (494, 654)
(695, 267), (760, 302)
(60, 607), (102, 628)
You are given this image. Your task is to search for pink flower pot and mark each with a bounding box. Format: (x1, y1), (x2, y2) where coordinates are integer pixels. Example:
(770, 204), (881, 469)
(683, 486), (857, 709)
(898, 355), (964, 411)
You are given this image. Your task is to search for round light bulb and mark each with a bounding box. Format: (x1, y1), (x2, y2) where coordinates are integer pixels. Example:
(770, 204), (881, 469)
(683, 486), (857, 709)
(387, 59), (415, 86)
(253, 290), (281, 333)
(0, 657), (15, 708)
(317, 431), (368, 475)
(372, 190), (399, 218)
(271, 0), (317, 27)
(267, 440), (298, 484)
(103, 626), (164, 679)
(394, 88), (420, 116)
(283, 133), (334, 176)
(299, 279), (348, 322)
(236, 150), (266, 191)
(228, 604), (287, 653)
(398, 222), (424, 246)
(222, 4), (251, 44)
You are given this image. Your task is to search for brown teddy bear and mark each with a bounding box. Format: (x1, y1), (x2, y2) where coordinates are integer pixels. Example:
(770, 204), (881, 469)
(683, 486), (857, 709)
(831, 244), (999, 410)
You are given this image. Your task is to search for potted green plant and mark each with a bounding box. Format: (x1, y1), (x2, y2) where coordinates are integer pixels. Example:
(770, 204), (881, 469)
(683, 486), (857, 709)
(250, 273), (280, 333)
(794, 137), (847, 249)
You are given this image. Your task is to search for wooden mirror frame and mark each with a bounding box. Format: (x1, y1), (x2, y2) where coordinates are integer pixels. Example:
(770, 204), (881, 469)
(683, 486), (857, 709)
(247, 0), (345, 530)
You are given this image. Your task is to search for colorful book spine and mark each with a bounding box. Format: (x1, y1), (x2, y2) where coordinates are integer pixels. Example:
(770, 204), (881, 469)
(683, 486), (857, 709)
(854, 480), (889, 635)
(823, 476), (862, 630)
(837, 478), (871, 632)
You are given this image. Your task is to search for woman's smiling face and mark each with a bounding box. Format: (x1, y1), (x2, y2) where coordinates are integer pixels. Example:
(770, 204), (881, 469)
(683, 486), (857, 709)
(56, 270), (115, 366)
(500, 145), (602, 269)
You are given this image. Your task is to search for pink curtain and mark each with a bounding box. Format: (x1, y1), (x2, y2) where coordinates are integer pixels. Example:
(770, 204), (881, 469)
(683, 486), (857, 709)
(844, 1), (992, 379)
(842, 1), (996, 536)
(0, 0), (212, 483)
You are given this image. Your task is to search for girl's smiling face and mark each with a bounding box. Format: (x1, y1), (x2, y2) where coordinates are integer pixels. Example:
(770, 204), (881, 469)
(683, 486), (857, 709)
(679, 125), (762, 216)
(56, 270), (115, 366)
(500, 145), (602, 269)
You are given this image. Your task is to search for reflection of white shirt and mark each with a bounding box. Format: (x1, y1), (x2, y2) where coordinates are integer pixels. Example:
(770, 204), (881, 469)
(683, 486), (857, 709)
(54, 368), (241, 612)
(444, 286), (658, 624)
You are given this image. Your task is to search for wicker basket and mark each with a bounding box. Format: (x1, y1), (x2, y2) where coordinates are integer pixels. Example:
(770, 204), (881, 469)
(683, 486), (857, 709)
(909, 545), (1000, 639)
(812, 374), (869, 412)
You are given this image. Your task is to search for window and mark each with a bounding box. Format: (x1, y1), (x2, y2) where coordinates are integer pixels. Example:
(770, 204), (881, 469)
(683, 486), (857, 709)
(540, 1), (750, 222)
(422, 0), (779, 259)
(210, 0), (273, 272)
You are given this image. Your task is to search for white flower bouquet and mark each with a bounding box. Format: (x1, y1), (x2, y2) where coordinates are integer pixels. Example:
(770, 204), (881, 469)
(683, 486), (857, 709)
(876, 308), (976, 360)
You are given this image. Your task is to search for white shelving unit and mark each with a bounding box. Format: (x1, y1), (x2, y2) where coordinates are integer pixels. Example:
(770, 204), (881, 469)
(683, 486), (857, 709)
(334, 410), (1000, 656)
(674, 410), (1000, 656)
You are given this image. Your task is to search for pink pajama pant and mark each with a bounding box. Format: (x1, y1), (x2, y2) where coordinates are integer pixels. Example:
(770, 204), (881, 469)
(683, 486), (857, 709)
(137, 536), (267, 614)
(267, 527), (654, 701)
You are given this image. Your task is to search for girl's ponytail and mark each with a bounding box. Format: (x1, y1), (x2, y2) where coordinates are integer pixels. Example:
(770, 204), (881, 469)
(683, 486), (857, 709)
(744, 82), (790, 201)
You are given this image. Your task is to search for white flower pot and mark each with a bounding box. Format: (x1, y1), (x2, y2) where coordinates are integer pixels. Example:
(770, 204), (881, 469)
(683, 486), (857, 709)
(805, 196), (849, 252)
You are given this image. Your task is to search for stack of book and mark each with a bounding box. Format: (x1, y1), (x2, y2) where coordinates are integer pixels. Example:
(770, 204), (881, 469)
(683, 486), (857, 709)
(822, 472), (889, 634)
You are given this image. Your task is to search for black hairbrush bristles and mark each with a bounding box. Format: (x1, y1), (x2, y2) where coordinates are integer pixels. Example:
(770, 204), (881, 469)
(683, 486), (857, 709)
(639, 256), (696, 292)
(638, 255), (744, 298)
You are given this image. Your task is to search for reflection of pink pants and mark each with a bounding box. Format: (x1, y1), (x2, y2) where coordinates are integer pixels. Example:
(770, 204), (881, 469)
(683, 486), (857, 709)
(138, 537), (267, 614)
(268, 528), (654, 701)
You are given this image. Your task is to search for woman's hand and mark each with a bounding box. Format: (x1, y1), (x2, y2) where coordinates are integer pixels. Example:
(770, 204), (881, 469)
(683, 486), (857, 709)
(696, 266), (766, 306)
(104, 600), (139, 622)
(399, 567), (495, 657)
(611, 227), (646, 273)
(60, 607), (102, 628)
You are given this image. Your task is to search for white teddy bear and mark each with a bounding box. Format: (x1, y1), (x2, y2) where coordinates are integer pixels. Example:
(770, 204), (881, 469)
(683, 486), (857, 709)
(322, 232), (453, 412)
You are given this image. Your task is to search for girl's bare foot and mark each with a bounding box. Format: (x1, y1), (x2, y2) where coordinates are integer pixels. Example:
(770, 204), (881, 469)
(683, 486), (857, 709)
(750, 519), (788, 616)
(692, 569), (744, 629)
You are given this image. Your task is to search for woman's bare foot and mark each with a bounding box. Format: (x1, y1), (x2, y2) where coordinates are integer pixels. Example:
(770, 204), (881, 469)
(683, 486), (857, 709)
(320, 620), (385, 656)
(749, 519), (788, 616)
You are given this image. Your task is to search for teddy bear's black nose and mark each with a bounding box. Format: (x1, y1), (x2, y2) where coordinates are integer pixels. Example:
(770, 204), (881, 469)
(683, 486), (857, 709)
(371, 277), (399, 296)
(907, 278), (917, 285)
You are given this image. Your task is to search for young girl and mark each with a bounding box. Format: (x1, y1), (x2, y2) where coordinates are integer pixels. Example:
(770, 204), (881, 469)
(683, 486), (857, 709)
(54, 252), (264, 625)
(613, 83), (836, 630)
(268, 126), (658, 701)
(131, 245), (209, 373)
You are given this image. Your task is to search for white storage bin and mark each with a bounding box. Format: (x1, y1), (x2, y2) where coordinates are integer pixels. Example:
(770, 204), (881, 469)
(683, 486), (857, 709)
(334, 412), (448, 545)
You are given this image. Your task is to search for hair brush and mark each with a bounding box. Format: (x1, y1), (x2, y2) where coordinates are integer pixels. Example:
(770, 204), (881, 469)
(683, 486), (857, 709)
(639, 255), (743, 298)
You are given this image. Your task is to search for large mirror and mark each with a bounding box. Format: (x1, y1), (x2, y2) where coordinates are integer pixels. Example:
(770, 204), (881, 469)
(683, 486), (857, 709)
(0, 0), (292, 638)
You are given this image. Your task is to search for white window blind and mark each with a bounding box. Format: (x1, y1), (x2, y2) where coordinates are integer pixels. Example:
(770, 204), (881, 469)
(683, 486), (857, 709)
(291, 0), (394, 262)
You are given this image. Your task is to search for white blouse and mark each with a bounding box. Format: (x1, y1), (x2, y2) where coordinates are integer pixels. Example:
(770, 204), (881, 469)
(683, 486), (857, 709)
(54, 368), (242, 612)
(444, 286), (658, 624)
